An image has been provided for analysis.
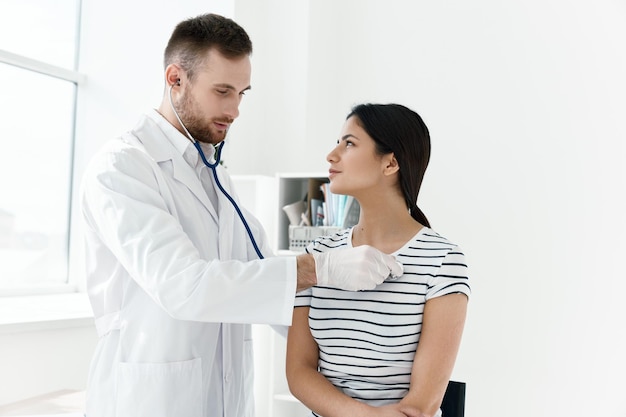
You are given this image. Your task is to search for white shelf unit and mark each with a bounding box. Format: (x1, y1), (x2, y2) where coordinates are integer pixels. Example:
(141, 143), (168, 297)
(232, 172), (331, 254)
(276, 173), (330, 253)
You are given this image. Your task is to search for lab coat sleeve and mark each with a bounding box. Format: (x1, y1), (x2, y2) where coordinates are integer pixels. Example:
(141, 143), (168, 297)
(81, 142), (297, 326)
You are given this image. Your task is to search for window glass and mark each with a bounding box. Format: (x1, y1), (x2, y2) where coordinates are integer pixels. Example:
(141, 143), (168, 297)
(0, 0), (79, 69)
(0, 63), (75, 290)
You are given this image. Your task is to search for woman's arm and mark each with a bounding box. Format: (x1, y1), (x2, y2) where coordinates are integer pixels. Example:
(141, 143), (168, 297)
(286, 304), (445, 417)
(286, 307), (379, 416)
(399, 293), (469, 415)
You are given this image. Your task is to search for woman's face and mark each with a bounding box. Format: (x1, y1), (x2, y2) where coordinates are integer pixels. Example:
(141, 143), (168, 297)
(326, 116), (394, 196)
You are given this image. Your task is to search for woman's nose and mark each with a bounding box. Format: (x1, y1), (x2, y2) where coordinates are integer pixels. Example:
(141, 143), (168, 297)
(326, 144), (340, 162)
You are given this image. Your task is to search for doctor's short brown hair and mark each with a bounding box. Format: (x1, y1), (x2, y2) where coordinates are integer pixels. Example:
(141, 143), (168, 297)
(163, 13), (252, 81)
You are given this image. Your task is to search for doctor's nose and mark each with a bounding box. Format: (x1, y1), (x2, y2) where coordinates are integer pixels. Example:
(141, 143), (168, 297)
(220, 97), (240, 121)
(224, 105), (239, 121)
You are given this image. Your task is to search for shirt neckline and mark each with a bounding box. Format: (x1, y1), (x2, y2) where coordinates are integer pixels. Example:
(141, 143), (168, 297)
(347, 225), (429, 255)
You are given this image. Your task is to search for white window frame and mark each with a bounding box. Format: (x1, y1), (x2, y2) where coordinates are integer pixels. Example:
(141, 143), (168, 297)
(0, 49), (85, 84)
(0, 49), (85, 296)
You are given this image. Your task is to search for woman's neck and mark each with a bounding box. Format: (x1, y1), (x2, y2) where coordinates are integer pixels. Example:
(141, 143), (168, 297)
(351, 198), (423, 254)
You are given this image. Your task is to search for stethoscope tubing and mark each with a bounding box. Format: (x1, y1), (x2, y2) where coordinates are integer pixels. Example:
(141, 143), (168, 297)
(193, 140), (264, 259)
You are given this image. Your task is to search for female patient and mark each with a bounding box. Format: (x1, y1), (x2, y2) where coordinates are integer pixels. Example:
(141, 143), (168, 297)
(286, 103), (470, 417)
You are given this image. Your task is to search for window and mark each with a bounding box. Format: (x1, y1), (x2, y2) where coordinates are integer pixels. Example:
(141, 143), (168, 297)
(0, 0), (82, 293)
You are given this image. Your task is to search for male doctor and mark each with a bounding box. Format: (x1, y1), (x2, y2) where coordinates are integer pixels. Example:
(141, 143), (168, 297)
(80, 13), (401, 417)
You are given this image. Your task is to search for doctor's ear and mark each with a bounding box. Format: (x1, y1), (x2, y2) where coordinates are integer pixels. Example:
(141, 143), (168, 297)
(165, 64), (183, 88)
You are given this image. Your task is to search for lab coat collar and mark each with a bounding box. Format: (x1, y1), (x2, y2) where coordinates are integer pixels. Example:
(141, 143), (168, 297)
(131, 110), (219, 223)
(137, 111), (246, 262)
(145, 109), (218, 168)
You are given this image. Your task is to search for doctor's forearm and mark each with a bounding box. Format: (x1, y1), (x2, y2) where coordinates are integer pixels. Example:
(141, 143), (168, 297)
(295, 254), (317, 292)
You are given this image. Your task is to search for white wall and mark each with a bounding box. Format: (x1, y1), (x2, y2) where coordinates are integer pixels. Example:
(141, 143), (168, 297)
(10, 0), (621, 414)
(0, 325), (96, 406)
(230, 1), (626, 416)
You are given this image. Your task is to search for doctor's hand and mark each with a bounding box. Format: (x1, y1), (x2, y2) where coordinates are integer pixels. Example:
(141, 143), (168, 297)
(312, 245), (403, 291)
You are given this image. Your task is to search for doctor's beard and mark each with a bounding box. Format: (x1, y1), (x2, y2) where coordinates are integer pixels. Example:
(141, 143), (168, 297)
(176, 86), (234, 145)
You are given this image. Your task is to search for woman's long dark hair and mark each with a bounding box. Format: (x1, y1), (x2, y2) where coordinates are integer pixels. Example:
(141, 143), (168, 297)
(347, 103), (431, 227)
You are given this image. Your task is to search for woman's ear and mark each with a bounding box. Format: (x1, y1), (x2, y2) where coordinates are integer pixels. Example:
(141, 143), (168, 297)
(383, 154), (400, 176)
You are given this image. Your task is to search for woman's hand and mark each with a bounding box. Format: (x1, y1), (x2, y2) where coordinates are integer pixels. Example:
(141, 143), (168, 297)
(397, 405), (429, 417)
(364, 403), (429, 417)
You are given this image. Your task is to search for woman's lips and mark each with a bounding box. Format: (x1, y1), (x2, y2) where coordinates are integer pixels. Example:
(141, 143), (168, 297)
(328, 169), (340, 179)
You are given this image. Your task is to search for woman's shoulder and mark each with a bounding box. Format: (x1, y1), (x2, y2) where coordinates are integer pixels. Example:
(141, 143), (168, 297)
(416, 227), (462, 248)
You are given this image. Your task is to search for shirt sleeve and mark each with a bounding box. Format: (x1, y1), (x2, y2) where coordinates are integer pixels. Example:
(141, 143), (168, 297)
(294, 288), (313, 307)
(426, 245), (471, 300)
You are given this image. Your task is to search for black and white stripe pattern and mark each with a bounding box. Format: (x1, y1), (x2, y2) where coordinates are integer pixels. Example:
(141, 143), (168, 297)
(294, 227), (470, 409)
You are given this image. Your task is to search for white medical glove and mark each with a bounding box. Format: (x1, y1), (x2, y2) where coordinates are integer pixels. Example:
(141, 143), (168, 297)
(313, 245), (403, 291)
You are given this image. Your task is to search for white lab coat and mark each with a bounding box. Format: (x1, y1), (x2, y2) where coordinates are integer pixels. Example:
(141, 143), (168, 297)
(81, 110), (296, 417)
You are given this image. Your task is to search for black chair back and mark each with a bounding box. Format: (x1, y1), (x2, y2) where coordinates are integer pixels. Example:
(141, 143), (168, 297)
(440, 380), (466, 417)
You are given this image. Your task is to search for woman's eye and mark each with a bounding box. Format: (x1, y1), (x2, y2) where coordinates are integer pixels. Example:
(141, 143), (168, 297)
(336, 139), (354, 147)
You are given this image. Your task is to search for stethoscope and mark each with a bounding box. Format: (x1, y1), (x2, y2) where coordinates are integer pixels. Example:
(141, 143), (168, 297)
(168, 81), (264, 259)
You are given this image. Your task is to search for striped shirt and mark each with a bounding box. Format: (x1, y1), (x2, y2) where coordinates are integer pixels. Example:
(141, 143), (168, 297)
(294, 226), (470, 411)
